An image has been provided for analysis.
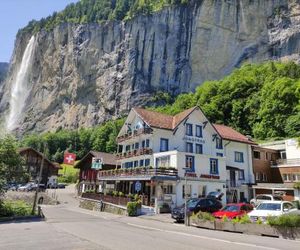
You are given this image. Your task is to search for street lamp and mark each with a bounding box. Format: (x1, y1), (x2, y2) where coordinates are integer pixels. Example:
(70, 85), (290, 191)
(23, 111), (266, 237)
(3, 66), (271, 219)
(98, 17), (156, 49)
(182, 167), (190, 226)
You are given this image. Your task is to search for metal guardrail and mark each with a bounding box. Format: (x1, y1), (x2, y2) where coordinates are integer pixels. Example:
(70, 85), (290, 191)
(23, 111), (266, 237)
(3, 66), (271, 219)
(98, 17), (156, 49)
(271, 158), (300, 167)
(97, 167), (178, 179)
(117, 128), (153, 143)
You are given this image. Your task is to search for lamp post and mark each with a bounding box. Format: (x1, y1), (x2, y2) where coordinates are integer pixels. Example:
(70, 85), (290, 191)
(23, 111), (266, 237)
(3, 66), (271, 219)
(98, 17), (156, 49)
(183, 167), (189, 226)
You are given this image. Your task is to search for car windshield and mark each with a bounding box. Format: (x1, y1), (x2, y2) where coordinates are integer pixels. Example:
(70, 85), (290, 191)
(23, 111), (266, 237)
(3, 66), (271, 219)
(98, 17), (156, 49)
(256, 203), (281, 211)
(187, 199), (199, 208)
(221, 205), (240, 212)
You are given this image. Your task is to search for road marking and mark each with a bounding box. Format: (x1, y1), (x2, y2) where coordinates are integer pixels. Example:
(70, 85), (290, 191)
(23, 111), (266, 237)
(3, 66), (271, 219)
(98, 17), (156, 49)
(126, 223), (280, 250)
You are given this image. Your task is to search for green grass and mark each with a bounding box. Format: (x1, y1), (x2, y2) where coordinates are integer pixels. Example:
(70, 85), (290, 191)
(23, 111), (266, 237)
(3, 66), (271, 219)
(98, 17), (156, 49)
(58, 161), (79, 183)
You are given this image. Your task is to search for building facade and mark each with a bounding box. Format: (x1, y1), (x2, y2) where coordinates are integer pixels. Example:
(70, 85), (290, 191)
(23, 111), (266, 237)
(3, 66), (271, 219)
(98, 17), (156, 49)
(252, 139), (300, 201)
(19, 147), (60, 185)
(97, 107), (256, 211)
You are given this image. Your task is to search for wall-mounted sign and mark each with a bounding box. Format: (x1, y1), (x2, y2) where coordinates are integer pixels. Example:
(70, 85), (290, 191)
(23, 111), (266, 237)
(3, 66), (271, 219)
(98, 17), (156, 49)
(200, 174), (220, 179)
(135, 181), (142, 192)
(185, 172), (197, 178)
(183, 136), (205, 144)
(92, 157), (103, 170)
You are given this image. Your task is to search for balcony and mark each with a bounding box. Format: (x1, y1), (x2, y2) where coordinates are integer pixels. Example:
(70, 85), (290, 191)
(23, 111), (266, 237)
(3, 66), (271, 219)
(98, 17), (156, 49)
(271, 158), (300, 167)
(116, 148), (153, 160)
(97, 167), (178, 180)
(117, 128), (153, 143)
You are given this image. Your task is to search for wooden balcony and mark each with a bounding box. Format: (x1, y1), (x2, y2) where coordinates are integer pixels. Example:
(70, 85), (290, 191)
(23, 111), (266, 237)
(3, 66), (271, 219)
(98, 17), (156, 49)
(97, 167), (178, 180)
(117, 128), (153, 143)
(116, 148), (153, 160)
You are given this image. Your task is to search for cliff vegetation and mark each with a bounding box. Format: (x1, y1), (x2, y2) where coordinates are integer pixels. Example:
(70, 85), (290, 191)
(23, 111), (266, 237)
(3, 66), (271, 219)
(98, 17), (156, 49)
(20, 62), (300, 161)
(19, 0), (188, 34)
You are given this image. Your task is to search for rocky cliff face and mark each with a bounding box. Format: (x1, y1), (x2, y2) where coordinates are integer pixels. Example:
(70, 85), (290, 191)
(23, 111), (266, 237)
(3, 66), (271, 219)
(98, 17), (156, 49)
(1, 0), (299, 134)
(0, 62), (8, 83)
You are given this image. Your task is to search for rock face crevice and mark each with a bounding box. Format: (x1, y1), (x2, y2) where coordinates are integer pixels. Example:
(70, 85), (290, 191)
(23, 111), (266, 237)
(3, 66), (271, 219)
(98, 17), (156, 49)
(1, 0), (300, 134)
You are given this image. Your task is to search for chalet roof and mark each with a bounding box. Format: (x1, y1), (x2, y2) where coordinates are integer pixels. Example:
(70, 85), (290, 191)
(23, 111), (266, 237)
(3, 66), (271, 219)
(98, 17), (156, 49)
(133, 107), (257, 145)
(18, 147), (61, 169)
(75, 151), (118, 169)
(212, 124), (257, 145)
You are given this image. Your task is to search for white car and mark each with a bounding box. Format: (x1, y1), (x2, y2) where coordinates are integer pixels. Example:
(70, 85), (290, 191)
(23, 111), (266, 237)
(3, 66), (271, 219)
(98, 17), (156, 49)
(248, 201), (299, 223)
(249, 194), (283, 207)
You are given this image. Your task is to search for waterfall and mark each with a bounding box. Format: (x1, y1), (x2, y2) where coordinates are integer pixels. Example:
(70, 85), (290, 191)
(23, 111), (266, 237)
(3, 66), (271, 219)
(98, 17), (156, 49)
(6, 36), (35, 131)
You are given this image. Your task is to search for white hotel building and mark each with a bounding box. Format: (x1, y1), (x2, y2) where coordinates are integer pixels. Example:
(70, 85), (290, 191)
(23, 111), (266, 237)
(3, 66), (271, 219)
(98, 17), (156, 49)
(98, 107), (256, 211)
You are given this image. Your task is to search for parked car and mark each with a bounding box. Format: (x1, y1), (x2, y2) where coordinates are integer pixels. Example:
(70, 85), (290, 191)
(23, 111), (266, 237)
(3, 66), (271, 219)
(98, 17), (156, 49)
(18, 182), (35, 192)
(57, 183), (66, 189)
(31, 183), (46, 191)
(171, 198), (223, 222)
(248, 201), (299, 223)
(212, 203), (253, 219)
(207, 191), (224, 201)
(250, 194), (283, 207)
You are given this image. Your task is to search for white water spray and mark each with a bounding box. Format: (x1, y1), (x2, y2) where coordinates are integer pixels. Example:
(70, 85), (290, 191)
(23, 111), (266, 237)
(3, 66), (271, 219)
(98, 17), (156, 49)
(6, 36), (35, 131)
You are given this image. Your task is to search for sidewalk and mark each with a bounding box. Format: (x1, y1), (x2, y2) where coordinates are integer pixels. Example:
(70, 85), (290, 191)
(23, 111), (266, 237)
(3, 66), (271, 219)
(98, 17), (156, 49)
(138, 213), (175, 224)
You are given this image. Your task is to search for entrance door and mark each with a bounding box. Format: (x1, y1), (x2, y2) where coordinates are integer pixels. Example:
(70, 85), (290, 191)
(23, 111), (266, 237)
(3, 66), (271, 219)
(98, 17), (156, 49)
(230, 170), (236, 187)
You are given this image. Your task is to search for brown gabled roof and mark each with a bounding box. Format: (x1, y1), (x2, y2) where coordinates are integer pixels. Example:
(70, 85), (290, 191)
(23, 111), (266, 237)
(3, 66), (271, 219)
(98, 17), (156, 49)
(133, 108), (174, 129)
(213, 124), (257, 145)
(89, 151), (118, 166)
(133, 107), (257, 145)
(18, 147), (60, 169)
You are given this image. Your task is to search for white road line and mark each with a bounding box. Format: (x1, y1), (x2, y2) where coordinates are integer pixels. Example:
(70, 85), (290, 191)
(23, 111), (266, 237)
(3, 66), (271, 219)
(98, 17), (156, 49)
(126, 223), (280, 250)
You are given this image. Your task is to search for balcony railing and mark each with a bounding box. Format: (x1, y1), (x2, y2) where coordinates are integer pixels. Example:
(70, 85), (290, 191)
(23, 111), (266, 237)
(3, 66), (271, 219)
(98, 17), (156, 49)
(271, 158), (300, 167)
(98, 167), (178, 179)
(116, 148), (153, 160)
(117, 128), (153, 143)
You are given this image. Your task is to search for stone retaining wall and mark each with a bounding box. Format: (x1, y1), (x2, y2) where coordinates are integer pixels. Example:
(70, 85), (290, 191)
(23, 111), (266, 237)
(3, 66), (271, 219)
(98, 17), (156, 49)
(79, 198), (127, 216)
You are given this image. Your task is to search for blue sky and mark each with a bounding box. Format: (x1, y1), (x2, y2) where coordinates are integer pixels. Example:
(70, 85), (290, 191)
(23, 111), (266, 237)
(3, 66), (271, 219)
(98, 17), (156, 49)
(0, 0), (79, 62)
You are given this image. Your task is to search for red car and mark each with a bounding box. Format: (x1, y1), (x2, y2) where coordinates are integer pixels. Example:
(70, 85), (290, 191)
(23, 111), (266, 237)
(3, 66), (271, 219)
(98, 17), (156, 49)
(212, 203), (253, 219)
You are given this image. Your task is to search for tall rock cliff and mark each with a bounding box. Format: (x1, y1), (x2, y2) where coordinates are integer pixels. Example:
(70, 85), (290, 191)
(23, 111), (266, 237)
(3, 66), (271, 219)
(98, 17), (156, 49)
(1, 0), (299, 134)
(0, 62), (8, 84)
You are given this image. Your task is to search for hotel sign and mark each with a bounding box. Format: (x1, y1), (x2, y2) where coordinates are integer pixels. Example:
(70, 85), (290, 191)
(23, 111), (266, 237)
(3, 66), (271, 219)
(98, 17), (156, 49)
(183, 136), (205, 144)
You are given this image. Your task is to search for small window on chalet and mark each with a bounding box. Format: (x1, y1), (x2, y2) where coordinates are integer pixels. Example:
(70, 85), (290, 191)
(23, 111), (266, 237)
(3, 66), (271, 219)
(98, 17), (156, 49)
(216, 137), (223, 149)
(186, 123), (193, 136)
(253, 151), (260, 159)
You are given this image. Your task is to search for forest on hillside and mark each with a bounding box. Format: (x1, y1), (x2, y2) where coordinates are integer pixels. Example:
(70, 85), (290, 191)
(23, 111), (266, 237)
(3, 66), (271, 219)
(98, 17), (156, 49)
(20, 62), (300, 163)
(19, 0), (189, 34)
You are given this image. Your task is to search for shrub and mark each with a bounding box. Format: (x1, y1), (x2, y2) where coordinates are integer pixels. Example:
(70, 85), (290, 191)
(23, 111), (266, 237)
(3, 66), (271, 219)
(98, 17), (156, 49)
(112, 191), (119, 197)
(0, 200), (31, 217)
(267, 214), (300, 228)
(222, 215), (229, 222)
(118, 192), (125, 197)
(127, 201), (141, 216)
(291, 200), (300, 209)
(194, 212), (215, 222)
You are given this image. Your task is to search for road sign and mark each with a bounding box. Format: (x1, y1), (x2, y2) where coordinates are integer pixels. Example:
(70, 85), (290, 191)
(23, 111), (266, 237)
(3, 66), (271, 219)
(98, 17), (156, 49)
(135, 181), (142, 192)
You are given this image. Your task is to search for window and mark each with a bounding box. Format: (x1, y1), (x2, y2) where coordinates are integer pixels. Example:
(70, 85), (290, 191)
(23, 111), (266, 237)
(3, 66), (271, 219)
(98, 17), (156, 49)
(196, 144), (203, 154)
(142, 139), (150, 148)
(253, 151), (261, 159)
(210, 158), (219, 175)
(262, 173), (267, 182)
(156, 156), (170, 168)
(146, 139), (150, 148)
(216, 153), (223, 157)
(163, 185), (174, 194)
(125, 145), (130, 152)
(186, 142), (193, 153)
(135, 142), (139, 149)
(134, 161), (138, 167)
(139, 159), (144, 167)
(185, 155), (195, 172)
(196, 125), (202, 137)
(216, 137), (223, 149)
(125, 162), (133, 168)
(280, 151), (287, 159)
(186, 123), (193, 136)
(255, 172), (260, 181)
(160, 138), (169, 152)
(145, 159), (150, 166)
(238, 170), (245, 180)
(182, 184), (191, 199)
(235, 152), (244, 162)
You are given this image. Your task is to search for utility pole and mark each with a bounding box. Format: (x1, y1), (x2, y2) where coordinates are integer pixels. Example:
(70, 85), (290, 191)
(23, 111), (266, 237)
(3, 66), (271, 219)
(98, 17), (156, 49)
(32, 142), (47, 215)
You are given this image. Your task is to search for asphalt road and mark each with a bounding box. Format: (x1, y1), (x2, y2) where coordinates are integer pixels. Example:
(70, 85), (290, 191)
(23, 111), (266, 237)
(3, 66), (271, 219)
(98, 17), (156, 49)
(1, 186), (299, 250)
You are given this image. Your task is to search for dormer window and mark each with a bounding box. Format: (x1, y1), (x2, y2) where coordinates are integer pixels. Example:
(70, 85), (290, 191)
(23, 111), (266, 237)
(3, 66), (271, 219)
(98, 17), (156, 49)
(186, 123), (193, 136)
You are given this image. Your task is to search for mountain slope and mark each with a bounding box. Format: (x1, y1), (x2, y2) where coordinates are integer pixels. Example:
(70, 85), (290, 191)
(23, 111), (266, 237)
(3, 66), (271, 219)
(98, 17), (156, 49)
(0, 62), (8, 83)
(1, 0), (300, 135)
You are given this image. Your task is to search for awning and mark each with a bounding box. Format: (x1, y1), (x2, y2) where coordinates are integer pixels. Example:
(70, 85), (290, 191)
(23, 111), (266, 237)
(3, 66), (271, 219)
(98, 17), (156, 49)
(226, 166), (240, 171)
